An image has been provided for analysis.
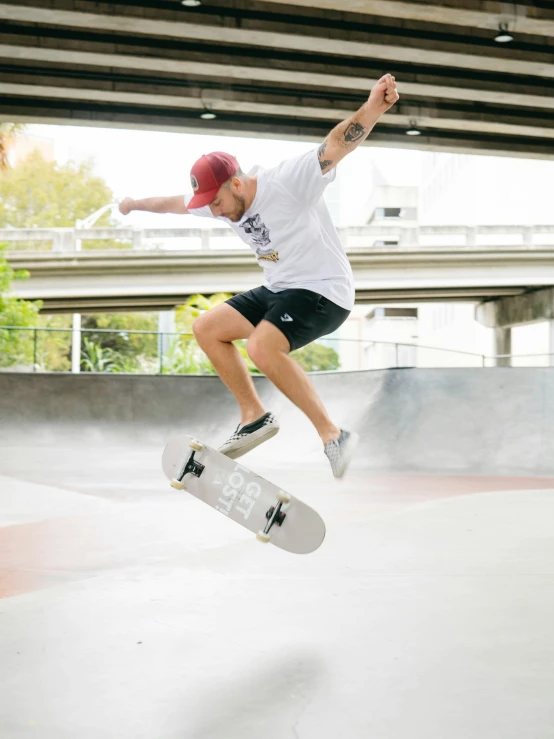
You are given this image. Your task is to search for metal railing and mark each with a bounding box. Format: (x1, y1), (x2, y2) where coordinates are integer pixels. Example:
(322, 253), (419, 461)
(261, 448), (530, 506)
(3, 224), (554, 253)
(2, 325), (552, 374)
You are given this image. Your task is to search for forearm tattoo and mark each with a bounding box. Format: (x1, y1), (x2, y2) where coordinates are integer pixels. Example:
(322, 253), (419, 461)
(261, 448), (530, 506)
(318, 140), (333, 172)
(343, 121), (367, 146)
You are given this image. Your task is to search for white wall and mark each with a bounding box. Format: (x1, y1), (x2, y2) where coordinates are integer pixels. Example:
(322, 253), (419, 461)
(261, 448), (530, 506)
(511, 322), (550, 367)
(326, 302), (497, 371)
(419, 152), (554, 227)
(416, 303), (494, 367)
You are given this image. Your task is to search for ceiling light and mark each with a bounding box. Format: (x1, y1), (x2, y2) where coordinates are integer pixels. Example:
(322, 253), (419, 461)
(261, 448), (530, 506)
(494, 23), (514, 43)
(406, 119), (421, 136)
(200, 108), (216, 120)
(181, 0), (202, 7)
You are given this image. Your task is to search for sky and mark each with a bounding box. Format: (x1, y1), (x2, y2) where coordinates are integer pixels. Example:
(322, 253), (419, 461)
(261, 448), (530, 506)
(24, 122), (554, 228)
(26, 122), (425, 229)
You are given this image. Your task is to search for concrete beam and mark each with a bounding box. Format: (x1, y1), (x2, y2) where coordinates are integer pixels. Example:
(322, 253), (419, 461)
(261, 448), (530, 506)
(1, 4), (552, 79)
(1, 88), (552, 141)
(2, 82), (554, 143)
(259, 0), (554, 37)
(476, 288), (554, 328)
(13, 287), (527, 314)
(4, 108), (554, 160)
(2, 45), (554, 113)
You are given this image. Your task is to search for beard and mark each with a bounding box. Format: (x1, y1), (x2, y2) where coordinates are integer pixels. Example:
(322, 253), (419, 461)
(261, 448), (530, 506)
(227, 193), (247, 222)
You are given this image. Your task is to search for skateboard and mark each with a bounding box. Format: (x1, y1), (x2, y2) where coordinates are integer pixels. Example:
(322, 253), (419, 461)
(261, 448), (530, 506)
(161, 435), (326, 554)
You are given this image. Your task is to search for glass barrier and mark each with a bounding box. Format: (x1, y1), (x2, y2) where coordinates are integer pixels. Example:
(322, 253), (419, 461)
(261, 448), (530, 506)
(0, 326), (498, 374)
(4, 325), (554, 373)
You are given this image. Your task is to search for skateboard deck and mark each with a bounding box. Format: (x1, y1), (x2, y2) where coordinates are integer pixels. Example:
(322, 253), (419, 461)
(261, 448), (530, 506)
(162, 435), (326, 554)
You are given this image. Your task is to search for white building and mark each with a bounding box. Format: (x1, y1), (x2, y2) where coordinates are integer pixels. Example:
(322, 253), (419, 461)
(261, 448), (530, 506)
(327, 150), (554, 371)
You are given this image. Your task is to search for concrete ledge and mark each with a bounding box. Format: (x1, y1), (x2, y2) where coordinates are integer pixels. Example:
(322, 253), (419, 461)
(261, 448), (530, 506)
(3, 368), (554, 476)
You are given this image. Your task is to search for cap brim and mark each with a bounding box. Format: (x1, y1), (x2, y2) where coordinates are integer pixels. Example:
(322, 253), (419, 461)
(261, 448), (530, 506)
(186, 188), (220, 209)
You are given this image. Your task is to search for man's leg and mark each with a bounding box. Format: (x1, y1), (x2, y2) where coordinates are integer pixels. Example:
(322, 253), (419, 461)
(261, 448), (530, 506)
(192, 303), (265, 425)
(247, 320), (341, 445)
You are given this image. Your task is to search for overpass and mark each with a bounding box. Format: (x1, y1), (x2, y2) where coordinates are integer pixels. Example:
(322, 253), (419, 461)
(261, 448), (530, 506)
(0, 0), (554, 158)
(5, 225), (554, 312)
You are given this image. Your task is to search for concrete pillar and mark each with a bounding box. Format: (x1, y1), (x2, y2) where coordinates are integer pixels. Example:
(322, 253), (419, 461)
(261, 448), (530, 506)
(53, 228), (76, 252)
(397, 227), (417, 246)
(523, 227), (533, 247)
(71, 313), (81, 373)
(201, 231), (211, 250)
(132, 228), (143, 250)
(158, 311), (177, 372)
(466, 227), (477, 246)
(494, 327), (512, 367)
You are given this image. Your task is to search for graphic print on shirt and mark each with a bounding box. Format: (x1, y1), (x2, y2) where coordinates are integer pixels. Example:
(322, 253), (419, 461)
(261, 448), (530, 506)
(240, 214), (279, 263)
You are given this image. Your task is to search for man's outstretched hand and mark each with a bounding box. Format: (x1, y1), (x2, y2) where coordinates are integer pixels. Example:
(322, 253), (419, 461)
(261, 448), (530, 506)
(368, 74), (399, 116)
(118, 197), (134, 216)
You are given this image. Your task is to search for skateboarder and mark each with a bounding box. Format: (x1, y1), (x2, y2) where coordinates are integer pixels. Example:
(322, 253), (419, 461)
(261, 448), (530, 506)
(120, 74), (399, 477)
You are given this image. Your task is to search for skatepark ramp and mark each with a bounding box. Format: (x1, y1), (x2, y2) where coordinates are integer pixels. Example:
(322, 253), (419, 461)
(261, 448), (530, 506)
(1, 368), (554, 476)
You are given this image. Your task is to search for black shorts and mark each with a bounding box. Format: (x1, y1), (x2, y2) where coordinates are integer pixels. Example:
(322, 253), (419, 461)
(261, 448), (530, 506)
(226, 286), (351, 351)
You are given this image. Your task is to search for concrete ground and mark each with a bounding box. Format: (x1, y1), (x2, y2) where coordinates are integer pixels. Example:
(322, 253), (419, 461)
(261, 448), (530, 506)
(1, 371), (553, 738)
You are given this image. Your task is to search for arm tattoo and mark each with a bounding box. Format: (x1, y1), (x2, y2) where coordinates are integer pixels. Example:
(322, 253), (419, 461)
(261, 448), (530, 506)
(343, 121), (367, 146)
(318, 140), (333, 171)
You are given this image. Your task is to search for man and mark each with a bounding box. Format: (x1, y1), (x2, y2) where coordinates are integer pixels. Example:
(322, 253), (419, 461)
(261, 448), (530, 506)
(120, 74), (399, 477)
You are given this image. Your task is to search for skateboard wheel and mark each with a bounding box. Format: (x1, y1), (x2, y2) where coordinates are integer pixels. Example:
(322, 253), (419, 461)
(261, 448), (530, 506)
(170, 478), (185, 490)
(277, 490), (291, 504)
(256, 531), (271, 543)
(189, 440), (203, 452)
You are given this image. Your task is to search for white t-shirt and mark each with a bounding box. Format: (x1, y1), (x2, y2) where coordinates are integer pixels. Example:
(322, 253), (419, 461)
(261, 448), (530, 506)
(185, 148), (355, 311)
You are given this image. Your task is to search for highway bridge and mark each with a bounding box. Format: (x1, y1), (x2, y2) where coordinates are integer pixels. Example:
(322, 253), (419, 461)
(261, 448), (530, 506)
(4, 225), (554, 312)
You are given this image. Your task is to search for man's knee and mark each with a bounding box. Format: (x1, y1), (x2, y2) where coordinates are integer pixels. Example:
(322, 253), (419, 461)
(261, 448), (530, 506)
(193, 304), (255, 345)
(246, 335), (268, 367)
(192, 314), (212, 344)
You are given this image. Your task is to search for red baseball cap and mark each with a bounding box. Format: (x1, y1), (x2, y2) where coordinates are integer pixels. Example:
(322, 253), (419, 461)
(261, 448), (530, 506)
(186, 151), (240, 209)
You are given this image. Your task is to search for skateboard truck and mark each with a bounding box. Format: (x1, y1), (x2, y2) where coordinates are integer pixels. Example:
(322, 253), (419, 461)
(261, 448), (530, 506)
(170, 440), (205, 490)
(265, 505), (287, 527)
(256, 490), (291, 543)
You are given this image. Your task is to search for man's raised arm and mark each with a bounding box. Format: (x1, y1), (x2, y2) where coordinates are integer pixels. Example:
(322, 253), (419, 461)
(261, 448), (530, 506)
(119, 195), (190, 216)
(318, 73), (399, 175)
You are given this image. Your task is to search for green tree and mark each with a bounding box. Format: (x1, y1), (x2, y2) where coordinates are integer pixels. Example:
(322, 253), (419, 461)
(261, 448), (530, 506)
(0, 247), (42, 368)
(174, 293), (231, 333)
(291, 342), (340, 372)
(80, 312), (159, 374)
(0, 150), (121, 250)
(35, 314), (72, 371)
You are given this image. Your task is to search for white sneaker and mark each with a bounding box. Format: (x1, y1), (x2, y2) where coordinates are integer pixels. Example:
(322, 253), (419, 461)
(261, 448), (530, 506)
(218, 412), (280, 459)
(324, 429), (359, 478)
